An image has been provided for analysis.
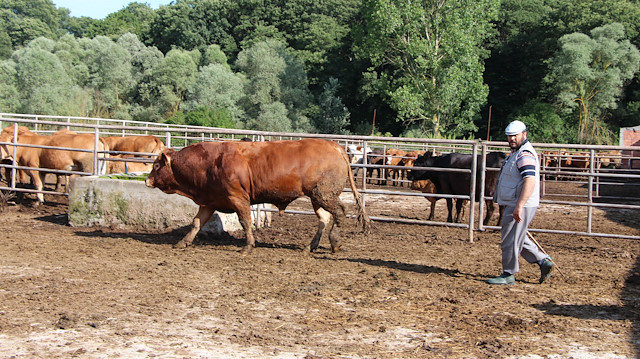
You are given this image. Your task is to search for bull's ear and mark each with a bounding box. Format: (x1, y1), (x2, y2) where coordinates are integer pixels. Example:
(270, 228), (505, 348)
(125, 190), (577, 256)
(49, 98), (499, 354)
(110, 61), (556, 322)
(159, 151), (172, 167)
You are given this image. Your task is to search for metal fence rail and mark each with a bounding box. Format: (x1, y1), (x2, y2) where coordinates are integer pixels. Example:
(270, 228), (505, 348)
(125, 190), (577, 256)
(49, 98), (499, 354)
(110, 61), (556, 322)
(1, 113), (640, 242)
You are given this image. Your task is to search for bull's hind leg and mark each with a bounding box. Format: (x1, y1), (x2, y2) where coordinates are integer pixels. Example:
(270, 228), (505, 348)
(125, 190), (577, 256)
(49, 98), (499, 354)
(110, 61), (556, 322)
(305, 204), (332, 252)
(310, 194), (346, 253)
(175, 206), (214, 248)
(445, 198), (454, 222)
(483, 200), (495, 226)
(327, 199), (347, 252)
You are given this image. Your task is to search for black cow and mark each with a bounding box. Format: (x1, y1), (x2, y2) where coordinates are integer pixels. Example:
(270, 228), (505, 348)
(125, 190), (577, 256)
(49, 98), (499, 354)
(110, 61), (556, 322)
(407, 152), (507, 225)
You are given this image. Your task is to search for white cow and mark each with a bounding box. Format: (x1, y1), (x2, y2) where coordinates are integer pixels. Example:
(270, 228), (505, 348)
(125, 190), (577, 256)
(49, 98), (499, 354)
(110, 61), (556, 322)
(346, 144), (373, 177)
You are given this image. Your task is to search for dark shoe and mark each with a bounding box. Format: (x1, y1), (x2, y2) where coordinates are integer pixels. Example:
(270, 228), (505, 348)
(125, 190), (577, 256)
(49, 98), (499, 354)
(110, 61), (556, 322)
(487, 272), (515, 285)
(539, 257), (555, 284)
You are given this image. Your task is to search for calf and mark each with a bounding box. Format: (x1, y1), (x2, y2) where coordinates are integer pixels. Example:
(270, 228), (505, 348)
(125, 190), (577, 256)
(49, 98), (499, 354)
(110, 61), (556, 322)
(410, 179), (465, 221)
(145, 139), (371, 254)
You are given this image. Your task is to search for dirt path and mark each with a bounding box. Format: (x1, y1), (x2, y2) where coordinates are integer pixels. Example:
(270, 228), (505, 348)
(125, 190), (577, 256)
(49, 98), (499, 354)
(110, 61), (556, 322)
(0, 185), (639, 358)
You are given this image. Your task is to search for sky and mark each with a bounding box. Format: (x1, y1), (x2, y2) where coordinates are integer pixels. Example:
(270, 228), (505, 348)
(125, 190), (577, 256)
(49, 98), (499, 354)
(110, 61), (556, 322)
(53, 1), (173, 20)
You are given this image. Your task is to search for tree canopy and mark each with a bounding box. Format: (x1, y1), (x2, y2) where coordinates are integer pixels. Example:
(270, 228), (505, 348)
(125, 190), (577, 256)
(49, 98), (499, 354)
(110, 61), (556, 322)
(544, 23), (640, 144)
(2, 0), (640, 143)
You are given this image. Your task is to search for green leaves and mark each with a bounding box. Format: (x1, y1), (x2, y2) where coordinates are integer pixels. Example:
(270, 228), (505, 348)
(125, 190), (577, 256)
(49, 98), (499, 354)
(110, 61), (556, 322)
(545, 23), (640, 143)
(236, 39), (314, 132)
(355, 0), (497, 138)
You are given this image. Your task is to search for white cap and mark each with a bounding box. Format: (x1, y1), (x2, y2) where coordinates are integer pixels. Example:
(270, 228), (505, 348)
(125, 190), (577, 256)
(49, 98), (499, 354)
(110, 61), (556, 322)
(505, 120), (527, 135)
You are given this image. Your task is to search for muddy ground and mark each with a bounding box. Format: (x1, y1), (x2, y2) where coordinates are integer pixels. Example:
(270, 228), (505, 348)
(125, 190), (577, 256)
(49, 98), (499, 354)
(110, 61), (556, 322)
(0, 180), (639, 359)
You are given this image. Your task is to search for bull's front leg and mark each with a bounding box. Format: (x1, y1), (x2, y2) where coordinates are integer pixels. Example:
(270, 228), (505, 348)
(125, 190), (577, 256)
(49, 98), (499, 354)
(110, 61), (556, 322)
(31, 170), (46, 205)
(235, 205), (255, 255)
(175, 206), (214, 248)
(427, 198), (437, 220)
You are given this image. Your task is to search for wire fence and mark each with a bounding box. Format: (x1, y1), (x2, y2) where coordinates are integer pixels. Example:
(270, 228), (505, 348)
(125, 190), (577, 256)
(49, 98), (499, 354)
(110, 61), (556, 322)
(1, 112), (640, 242)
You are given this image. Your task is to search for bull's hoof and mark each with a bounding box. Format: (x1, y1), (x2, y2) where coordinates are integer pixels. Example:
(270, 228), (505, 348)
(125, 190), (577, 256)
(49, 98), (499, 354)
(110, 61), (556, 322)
(305, 244), (320, 253)
(173, 240), (190, 249)
(240, 246), (253, 255)
(331, 244), (341, 253)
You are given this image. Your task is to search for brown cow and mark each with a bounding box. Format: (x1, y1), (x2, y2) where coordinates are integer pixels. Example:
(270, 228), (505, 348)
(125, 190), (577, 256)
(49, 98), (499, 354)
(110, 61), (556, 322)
(145, 139), (371, 254)
(0, 125), (108, 203)
(410, 179), (466, 221)
(385, 148), (407, 185)
(597, 150), (622, 169)
(1, 125), (48, 185)
(1, 126), (80, 190)
(103, 135), (165, 156)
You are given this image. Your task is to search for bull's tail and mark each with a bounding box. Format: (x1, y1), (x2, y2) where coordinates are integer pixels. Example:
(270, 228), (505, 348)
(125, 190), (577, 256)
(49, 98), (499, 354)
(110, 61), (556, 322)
(341, 147), (371, 234)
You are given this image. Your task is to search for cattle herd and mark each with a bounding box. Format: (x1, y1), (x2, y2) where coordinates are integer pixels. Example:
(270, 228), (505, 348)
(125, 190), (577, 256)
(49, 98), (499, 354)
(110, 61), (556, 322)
(0, 123), (628, 254)
(0, 124), (164, 203)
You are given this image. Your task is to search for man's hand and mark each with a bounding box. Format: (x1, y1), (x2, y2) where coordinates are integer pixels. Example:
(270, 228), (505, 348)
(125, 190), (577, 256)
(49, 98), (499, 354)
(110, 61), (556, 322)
(513, 205), (523, 222)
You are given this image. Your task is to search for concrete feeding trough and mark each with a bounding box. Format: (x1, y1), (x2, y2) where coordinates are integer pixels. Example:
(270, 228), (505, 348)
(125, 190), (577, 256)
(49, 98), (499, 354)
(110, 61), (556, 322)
(68, 175), (272, 236)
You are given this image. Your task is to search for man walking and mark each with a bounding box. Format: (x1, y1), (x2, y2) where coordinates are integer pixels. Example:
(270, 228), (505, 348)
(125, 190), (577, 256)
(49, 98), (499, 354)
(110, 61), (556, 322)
(488, 120), (555, 285)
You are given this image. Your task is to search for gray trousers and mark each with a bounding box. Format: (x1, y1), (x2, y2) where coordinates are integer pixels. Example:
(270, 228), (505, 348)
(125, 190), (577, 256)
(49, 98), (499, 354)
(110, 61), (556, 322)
(501, 206), (546, 275)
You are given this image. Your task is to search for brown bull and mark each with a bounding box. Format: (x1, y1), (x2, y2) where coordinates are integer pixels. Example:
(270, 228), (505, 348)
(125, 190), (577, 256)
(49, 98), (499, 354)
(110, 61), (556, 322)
(145, 138), (371, 254)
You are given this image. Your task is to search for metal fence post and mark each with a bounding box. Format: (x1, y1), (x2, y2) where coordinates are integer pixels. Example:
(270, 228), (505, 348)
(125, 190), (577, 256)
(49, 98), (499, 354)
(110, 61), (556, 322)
(468, 142), (478, 242)
(93, 127), (99, 175)
(478, 141), (487, 231)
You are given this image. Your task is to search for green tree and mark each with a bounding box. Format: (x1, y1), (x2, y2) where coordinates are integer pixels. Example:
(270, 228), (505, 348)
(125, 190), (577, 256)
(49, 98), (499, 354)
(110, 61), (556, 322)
(354, 0), (499, 138)
(117, 32), (163, 84)
(314, 77), (350, 134)
(84, 36), (134, 118)
(201, 44), (230, 69)
(236, 39), (289, 131)
(0, 0), (61, 49)
(511, 99), (574, 143)
(236, 39), (314, 132)
(247, 102), (291, 132)
(0, 26), (13, 59)
(146, 0), (237, 55)
(13, 39), (73, 115)
(86, 2), (156, 40)
(166, 106), (236, 128)
(54, 34), (89, 86)
(143, 48), (199, 118)
(544, 23), (640, 144)
(483, 0), (555, 136)
(63, 15), (99, 38)
(485, 0), (640, 136)
(0, 60), (21, 112)
(182, 63), (245, 127)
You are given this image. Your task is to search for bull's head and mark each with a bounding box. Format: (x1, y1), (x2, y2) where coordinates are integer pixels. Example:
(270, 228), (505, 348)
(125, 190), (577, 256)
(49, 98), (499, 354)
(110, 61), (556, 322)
(145, 148), (176, 192)
(406, 152), (434, 181)
(0, 125), (28, 161)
